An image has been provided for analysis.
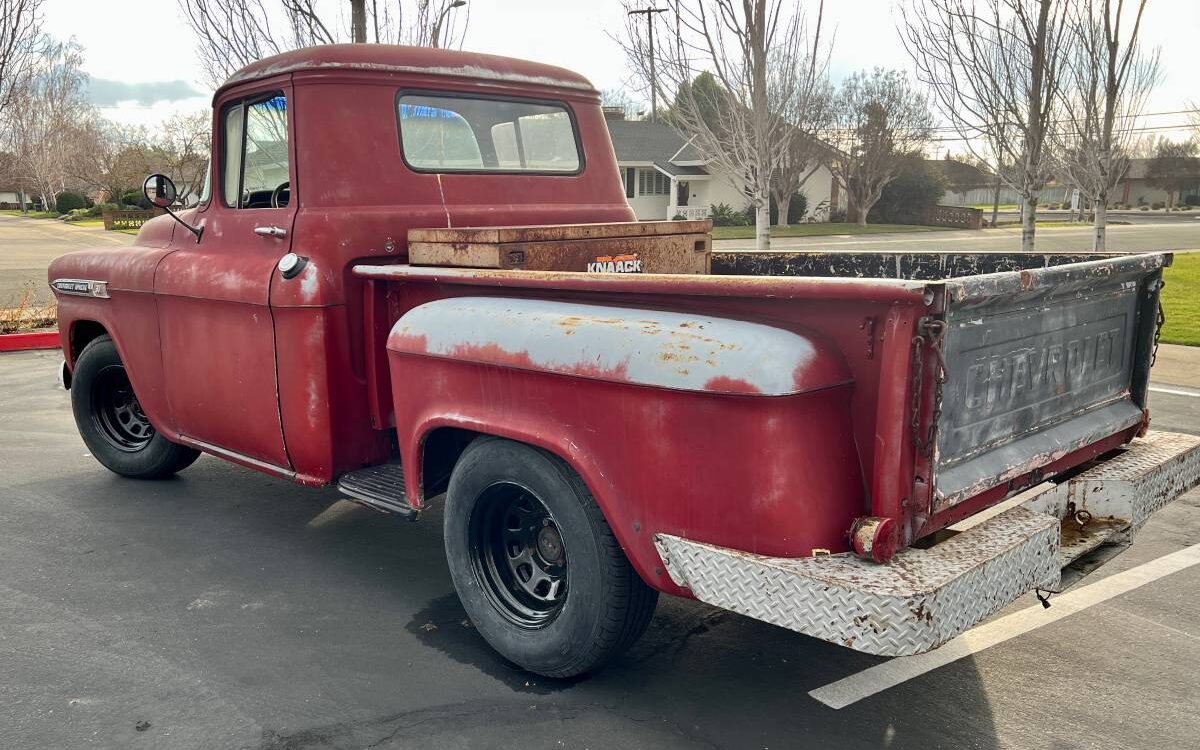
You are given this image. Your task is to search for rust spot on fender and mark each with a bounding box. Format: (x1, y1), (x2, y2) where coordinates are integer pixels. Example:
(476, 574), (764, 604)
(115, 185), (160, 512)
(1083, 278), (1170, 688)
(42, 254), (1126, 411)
(389, 332), (429, 353)
(703, 376), (761, 394)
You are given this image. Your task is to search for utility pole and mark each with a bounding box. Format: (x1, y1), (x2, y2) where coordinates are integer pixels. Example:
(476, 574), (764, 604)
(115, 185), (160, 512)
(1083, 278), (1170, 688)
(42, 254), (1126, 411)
(627, 6), (667, 121)
(350, 0), (367, 43)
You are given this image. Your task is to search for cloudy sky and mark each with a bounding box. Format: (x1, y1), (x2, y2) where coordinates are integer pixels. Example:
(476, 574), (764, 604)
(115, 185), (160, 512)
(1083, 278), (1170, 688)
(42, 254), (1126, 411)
(44, 0), (1198, 155)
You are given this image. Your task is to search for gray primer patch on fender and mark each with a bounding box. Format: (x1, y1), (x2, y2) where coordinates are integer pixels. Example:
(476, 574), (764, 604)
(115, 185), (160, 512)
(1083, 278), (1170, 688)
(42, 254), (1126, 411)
(387, 297), (850, 396)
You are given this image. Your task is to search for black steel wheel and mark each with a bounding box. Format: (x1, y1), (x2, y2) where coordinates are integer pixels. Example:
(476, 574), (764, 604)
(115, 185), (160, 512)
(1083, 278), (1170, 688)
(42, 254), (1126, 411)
(444, 437), (658, 678)
(469, 483), (568, 628)
(71, 335), (200, 479)
(90, 364), (154, 452)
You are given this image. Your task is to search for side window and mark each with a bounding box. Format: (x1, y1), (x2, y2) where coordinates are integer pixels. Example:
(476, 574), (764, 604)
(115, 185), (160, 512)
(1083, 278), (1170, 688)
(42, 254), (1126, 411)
(222, 93), (290, 209)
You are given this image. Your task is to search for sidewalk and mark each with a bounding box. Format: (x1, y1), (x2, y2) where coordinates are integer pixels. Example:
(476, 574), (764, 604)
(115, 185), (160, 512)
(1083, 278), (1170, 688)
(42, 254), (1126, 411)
(1152, 343), (1200, 390)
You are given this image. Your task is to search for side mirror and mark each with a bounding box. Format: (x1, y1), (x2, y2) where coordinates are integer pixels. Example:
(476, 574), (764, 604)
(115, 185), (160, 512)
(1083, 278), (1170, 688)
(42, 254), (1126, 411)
(143, 173), (178, 208)
(142, 173), (202, 241)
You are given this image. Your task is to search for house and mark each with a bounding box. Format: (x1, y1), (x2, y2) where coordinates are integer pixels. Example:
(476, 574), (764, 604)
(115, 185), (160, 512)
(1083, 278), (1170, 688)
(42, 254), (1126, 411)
(0, 188), (34, 210)
(603, 109), (838, 221)
(1114, 158), (1200, 207)
(932, 157), (1074, 207)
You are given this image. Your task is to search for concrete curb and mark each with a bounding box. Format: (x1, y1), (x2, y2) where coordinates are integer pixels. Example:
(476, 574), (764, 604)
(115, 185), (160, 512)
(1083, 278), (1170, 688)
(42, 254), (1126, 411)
(0, 331), (60, 352)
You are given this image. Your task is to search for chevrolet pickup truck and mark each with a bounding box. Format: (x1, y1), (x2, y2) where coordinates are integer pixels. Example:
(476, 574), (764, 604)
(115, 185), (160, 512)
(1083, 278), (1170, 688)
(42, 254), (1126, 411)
(49, 44), (1200, 678)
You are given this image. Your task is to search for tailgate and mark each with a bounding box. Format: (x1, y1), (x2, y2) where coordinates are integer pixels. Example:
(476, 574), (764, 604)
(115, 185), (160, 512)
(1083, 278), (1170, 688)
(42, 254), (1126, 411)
(929, 253), (1167, 511)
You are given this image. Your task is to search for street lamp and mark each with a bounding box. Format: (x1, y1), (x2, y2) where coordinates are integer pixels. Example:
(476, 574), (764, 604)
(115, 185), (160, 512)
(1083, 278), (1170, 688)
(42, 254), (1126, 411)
(431, 0), (467, 49)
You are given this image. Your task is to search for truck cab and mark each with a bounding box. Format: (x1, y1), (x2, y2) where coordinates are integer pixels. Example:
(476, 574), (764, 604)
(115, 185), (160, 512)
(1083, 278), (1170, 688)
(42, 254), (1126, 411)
(49, 45), (1200, 679)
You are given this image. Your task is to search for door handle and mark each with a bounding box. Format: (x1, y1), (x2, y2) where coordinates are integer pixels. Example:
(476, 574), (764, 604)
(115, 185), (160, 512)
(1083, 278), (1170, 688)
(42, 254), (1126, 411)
(254, 226), (287, 238)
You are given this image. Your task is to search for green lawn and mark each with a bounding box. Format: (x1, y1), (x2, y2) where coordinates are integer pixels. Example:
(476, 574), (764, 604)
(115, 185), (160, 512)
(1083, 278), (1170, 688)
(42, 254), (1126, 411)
(0, 209), (58, 219)
(709, 223), (953, 240)
(1162, 253), (1200, 346)
(970, 203), (1019, 211)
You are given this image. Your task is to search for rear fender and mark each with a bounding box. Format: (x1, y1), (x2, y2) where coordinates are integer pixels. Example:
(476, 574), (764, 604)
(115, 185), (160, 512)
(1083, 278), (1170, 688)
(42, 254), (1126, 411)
(389, 297), (860, 594)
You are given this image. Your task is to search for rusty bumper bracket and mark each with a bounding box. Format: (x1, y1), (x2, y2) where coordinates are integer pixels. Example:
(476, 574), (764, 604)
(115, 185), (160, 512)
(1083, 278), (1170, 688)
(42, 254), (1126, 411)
(655, 430), (1200, 657)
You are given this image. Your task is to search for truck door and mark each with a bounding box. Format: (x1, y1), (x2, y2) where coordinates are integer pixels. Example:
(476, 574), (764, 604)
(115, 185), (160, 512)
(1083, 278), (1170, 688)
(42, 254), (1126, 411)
(154, 85), (296, 470)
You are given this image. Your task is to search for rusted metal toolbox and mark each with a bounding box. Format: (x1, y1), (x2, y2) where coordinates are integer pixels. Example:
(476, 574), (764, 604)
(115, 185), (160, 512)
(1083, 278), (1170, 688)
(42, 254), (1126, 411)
(407, 220), (713, 274)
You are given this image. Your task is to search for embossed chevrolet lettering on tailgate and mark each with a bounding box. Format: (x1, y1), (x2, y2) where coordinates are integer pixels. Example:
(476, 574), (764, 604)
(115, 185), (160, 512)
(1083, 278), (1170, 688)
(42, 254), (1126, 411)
(962, 320), (1125, 418)
(938, 289), (1139, 470)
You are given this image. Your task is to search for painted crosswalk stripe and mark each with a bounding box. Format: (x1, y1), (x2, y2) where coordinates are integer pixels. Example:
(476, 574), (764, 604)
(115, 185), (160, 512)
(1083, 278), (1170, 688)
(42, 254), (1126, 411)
(808, 542), (1200, 710)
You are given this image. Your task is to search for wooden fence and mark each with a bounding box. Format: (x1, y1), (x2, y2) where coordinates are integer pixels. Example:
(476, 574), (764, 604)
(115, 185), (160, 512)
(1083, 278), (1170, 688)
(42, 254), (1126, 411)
(921, 205), (983, 230)
(102, 209), (164, 231)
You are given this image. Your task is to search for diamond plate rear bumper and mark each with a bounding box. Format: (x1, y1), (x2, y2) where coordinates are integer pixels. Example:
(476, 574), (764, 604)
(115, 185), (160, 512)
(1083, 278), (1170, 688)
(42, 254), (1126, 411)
(654, 430), (1200, 657)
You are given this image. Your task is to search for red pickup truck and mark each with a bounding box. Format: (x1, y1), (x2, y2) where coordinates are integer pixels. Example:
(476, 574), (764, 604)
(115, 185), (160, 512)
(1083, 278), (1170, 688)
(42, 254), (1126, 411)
(49, 45), (1200, 678)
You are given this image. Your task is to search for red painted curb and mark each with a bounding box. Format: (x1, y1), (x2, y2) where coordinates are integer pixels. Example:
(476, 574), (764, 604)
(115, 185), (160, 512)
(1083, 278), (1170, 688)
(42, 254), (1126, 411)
(0, 330), (61, 352)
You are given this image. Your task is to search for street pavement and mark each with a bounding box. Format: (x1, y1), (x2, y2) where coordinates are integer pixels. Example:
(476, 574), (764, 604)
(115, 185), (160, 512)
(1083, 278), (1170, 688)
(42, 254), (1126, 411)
(713, 216), (1200, 253)
(0, 215), (134, 304)
(1, 346), (1199, 750)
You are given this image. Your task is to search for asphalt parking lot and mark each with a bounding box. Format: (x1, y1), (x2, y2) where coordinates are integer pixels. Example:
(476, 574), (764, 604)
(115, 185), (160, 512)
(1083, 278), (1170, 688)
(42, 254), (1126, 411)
(2, 348), (1199, 750)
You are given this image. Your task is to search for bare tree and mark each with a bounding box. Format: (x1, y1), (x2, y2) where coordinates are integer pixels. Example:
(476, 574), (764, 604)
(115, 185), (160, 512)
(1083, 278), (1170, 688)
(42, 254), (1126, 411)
(1052, 0), (1159, 249)
(155, 111), (212, 204)
(180, 0), (472, 88)
(67, 118), (153, 203)
(825, 69), (933, 227)
(770, 79), (833, 227)
(902, 0), (1072, 251)
(5, 40), (91, 211)
(0, 0), (44, 114)
(619, 0), (829, 251)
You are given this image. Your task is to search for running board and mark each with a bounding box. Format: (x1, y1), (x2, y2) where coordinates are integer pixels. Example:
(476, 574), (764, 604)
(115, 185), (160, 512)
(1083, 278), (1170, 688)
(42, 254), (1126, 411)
(337, 463), (417, 519)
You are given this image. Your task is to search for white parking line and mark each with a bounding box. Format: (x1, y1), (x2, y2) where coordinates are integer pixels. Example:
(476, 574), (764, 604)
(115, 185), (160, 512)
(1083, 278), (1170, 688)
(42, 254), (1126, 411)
(808, 542), (1200, 710)
(1149, 385), (1200, 398)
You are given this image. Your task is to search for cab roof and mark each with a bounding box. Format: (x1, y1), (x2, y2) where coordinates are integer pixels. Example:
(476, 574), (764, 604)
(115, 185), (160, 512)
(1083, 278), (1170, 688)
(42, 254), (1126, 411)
(222, 44), (597, 97)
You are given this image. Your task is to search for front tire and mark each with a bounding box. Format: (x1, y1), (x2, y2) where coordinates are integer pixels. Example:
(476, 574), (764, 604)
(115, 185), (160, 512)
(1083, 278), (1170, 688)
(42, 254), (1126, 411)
(443, 437), (657, 678)
(71, 335), (199, 479)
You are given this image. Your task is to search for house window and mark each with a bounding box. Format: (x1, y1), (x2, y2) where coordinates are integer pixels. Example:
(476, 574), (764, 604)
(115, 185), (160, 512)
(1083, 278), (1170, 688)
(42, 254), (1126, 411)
(624, 167), (635, 199)
(638, 168), (670, 196)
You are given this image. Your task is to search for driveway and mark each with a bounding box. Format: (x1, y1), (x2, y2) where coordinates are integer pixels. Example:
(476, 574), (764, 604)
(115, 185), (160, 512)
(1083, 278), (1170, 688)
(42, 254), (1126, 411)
(2, 347), (1199, 750)
(0, 215), (134, 304)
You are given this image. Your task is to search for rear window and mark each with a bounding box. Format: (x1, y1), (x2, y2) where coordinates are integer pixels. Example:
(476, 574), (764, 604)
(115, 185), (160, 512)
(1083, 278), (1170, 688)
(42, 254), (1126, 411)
(397, 93), (581, 174)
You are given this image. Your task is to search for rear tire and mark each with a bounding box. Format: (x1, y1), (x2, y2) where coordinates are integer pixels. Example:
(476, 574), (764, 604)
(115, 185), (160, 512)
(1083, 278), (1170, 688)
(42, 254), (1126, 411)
(71, 335), (199, 479)
(443, 437), (657, 678)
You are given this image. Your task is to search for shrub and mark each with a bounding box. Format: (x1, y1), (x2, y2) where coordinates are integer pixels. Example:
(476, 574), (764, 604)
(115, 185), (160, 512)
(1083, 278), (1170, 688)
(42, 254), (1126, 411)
(63, 208), (92, 222)
(1140, 205), (1150, 210)
(829, 207), (848, 223)
(120, 190), (151, 209)
(671, 213), (687, 221)
(709, 202), (751, 227)
(54, 191), (89, 213)
(868, 158), (947, 225)
(1152, 201), (1166, 210)
(769, 192), (808, 224)
(1183, 194), (1200, 206)
(90, 202), (118, 217)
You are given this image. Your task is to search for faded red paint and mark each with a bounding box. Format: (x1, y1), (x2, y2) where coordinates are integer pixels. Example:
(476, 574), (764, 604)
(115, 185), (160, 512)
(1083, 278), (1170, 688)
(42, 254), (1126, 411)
(45, 45), (1153, 610)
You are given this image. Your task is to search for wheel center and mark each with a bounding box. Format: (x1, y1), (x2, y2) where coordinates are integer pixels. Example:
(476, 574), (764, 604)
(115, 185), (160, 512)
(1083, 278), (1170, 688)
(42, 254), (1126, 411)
(536, 525), (564, 563)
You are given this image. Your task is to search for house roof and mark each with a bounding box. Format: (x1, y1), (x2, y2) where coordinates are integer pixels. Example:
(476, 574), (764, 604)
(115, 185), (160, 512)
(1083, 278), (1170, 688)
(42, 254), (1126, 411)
(656, 162), (709, 177)
(605, 119), (689, 163)
(605, 119), (715, 178)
